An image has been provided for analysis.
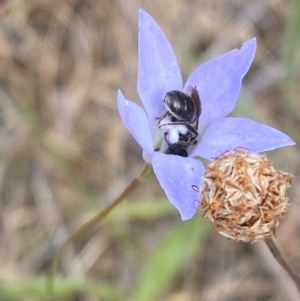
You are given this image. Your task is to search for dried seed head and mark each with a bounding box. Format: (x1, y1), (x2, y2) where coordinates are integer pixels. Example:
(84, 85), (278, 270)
(200, 148), (292, 242)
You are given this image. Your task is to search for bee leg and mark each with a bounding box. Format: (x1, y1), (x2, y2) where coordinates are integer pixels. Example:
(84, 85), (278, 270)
(184, 123), (198, 138)
(158, 120), (185, 130)
(163, 132), (171, 146)
(155, 111), (169, 124)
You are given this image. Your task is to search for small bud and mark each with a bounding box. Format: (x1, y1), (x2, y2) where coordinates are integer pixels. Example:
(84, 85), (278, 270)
(200, 148), (292, 242)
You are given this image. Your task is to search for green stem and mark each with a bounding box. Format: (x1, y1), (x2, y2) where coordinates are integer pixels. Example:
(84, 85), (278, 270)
(265, 237), (300, 295)
(47, 163), (152, 293)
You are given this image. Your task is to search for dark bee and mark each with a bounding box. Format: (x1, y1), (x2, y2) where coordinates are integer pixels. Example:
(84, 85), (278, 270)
(157, 86), (201, 157)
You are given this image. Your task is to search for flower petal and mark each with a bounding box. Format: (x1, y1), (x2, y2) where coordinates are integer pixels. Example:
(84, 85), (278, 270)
(191, 117), (295, 159)
(152, 152), (205, 220)
(117, 90), (154, 154)
(185, 38), (256, 132)
(137, 9), (182, 121)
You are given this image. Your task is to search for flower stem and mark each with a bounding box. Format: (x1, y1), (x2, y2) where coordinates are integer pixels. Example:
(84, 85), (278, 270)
(47, 163), (152, 293)
(264, 237), (300, 294)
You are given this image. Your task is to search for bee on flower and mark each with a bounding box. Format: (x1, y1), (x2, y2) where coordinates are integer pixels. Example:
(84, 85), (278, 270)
(118, 10), (294, 220)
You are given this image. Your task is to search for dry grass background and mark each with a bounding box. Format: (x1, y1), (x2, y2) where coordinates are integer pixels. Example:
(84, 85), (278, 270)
(0, 0), (299, 300)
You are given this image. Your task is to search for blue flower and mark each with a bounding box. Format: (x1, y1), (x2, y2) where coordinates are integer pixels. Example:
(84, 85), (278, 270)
(117, 10), (295, 220)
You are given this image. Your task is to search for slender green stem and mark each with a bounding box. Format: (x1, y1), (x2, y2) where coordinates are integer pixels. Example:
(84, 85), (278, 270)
(47, 163), (152, 293)
(265, 237), (300, 294)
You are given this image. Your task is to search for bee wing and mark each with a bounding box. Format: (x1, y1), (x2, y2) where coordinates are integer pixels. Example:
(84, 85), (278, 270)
(185, 86), (201, 128)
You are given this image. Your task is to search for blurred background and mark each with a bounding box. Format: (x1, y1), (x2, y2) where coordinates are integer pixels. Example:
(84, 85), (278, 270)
(0, 0), (299, 300)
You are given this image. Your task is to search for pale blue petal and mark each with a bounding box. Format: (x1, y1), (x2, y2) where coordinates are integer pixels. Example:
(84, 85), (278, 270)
(152, 152), (205, 220)
(185, 38), (256, 132)
(137, 10), (182, 121)
(191, 117), (295, 159)
(117, 90), (154, 154)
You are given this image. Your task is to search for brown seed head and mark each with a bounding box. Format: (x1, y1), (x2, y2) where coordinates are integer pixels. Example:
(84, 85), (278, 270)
(200, 148), (292, 242)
